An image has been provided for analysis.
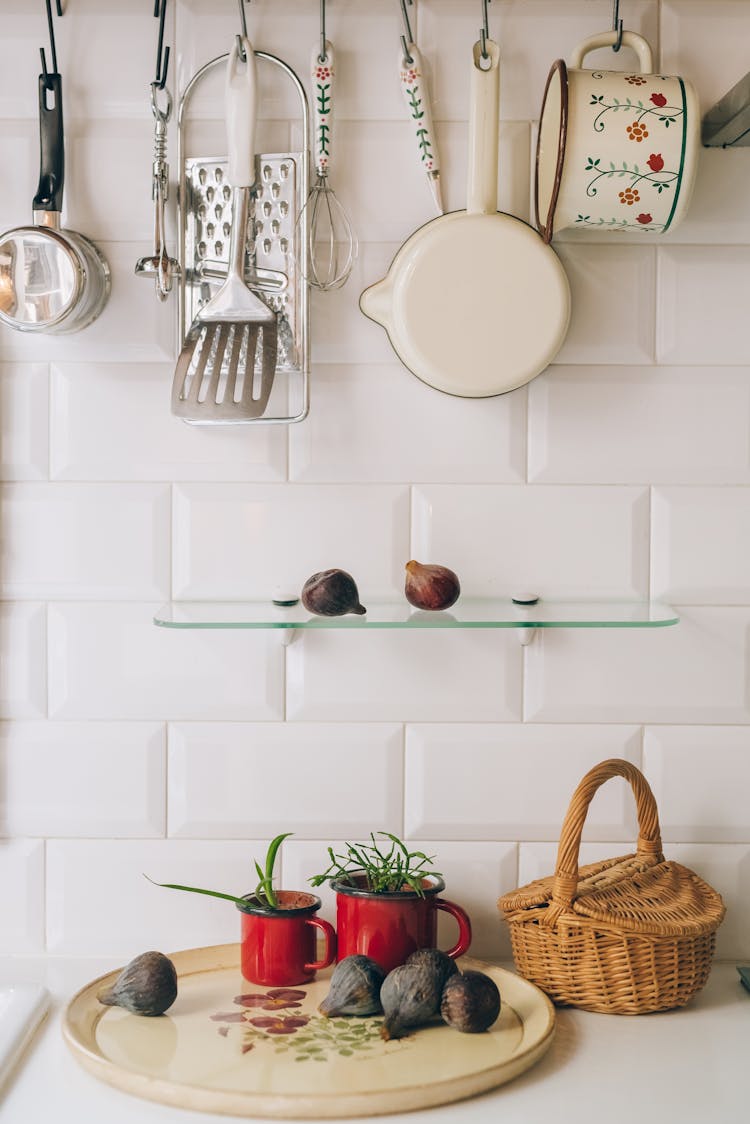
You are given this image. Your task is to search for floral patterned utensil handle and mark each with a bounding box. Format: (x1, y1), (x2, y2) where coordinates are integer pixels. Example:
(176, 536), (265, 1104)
(312, 40), (334, 179)
(399, 42), (443, 215)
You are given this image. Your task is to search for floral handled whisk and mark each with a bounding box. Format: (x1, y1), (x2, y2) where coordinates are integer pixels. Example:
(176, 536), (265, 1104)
(299, 39), (357, 291)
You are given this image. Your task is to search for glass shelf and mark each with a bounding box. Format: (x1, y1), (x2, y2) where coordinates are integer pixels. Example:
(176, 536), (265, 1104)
(154, 599), (679, 636)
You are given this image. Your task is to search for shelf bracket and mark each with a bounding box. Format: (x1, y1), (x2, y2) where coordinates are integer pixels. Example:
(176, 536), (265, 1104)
(702, 71), (750, 147)
(512, 592), (539, 646)
(279, 628), (298, 647)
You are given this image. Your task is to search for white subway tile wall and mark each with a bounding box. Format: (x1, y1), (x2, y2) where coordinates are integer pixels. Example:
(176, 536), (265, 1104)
(0, 0), (748, 961)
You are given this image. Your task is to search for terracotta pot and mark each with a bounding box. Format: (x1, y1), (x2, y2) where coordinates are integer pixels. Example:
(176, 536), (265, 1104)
(236, 891), (336, 987)
(535, 30), (699, 240)
(331, 873), (472, 975)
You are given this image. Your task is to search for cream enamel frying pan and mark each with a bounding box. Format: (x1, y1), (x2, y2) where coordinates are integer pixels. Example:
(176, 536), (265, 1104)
(360, 41), (570, 398)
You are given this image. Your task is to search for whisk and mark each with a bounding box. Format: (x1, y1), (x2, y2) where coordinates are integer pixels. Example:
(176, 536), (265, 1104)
(299, 37), (357, 291)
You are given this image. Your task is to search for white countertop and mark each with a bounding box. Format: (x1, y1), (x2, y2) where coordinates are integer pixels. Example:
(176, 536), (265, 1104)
(0, 955), (746, 1124)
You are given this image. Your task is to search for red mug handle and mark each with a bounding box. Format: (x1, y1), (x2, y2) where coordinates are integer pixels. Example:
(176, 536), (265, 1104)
(304, 916), (337, 971)
(436, 898), (472, 959)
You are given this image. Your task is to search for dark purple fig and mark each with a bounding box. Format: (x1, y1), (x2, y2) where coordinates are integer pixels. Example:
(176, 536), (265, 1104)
(301, 569), (366, 617)
(319, 955), (386, 1017)
(404, 560), (460, 611)
(379, 960), (443, 1041)
(97, 951), (178, 1017)
(440, 969), (500, 1033)
(405, 948), (459, 993)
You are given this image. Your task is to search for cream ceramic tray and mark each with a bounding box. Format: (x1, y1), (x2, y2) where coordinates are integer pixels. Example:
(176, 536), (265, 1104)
(63, 944), (555, 1118)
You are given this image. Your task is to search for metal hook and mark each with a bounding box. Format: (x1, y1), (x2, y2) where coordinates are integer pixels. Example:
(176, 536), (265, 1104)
(319, 0), (328, 63)
(612, 0), (624, 52)
(399, 0), (414, 66)
(480, 0), (492, 60)
(153, 0), (170, 91)
(236, 0), (250, 62)
(39, 0), (63, 86)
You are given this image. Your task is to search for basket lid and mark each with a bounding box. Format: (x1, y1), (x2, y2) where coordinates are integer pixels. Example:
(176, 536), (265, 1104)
(499, 853), (726, 937)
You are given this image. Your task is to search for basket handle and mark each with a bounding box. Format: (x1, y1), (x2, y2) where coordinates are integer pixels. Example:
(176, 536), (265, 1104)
(542, 759), (663, 927)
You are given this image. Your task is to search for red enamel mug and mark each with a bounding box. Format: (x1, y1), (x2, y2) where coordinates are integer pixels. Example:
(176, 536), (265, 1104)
(331, 874), (472, 975)
(237, 891), (337, 987)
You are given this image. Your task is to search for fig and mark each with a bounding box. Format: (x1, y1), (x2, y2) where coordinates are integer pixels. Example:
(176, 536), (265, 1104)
(404, 560), (460, 611)
(97, 951), (178, 1017)
(301, 569), (366, 617)
(319, 954), (386, 1017)
(379, 960), (443, 1041)
(440, 969), (500, 1033)
(405, 948), (459, 993)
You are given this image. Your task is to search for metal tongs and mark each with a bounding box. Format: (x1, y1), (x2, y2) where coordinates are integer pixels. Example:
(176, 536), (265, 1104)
(135, 0), (180, 300)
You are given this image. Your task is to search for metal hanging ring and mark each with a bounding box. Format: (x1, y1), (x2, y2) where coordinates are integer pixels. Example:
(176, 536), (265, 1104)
(150, 80), (172, 124)
(612, 0), (624, 52)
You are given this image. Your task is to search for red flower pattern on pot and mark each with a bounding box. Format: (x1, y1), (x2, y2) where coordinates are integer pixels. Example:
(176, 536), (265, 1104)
(650, 92), (668, 107)
(619, 188), (640, 206)
(636, 213), (653, 225)
(647, 153), (665, 172)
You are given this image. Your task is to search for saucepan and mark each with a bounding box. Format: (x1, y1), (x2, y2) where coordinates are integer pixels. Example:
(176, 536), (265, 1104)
(360, 40), (570, 398)
(535, 30), (700, 240)
(0, 71), (110, 334)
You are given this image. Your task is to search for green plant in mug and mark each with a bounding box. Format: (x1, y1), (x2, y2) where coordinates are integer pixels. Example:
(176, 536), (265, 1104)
(309, 832), (440, 897)
(147, 832), (293, 910)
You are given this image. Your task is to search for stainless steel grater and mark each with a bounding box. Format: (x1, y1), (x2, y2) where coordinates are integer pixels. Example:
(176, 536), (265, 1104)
(177, 52), (309, 424)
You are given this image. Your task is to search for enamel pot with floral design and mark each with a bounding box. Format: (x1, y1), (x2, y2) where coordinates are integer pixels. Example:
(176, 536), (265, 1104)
(535, 30), (699, 240)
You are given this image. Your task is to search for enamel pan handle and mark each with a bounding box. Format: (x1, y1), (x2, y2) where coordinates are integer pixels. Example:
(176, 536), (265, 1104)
(226, 36), (258, 188)
(467, 39), (500, 216)
(32, 73), (64, 214)
(569, 30), (653, 73)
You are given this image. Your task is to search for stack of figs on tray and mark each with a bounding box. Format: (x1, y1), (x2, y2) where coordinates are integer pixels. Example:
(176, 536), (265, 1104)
(319, 949), (501, 1040)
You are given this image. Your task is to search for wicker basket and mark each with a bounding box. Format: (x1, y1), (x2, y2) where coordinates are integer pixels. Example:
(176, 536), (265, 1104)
(498, 758), (726, 1015)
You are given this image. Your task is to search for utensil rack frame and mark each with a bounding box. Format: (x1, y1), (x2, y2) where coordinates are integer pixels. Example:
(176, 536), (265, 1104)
(177, 50), (310, 424)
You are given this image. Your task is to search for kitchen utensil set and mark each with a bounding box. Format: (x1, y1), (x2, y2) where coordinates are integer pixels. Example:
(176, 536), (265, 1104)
(1, 1), (702, 416)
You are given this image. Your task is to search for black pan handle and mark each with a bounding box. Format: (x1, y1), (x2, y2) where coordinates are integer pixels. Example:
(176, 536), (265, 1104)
(32, 73), (64, 213)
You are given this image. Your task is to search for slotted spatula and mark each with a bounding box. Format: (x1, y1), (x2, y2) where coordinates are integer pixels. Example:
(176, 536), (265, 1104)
(171, 36), (278, 423)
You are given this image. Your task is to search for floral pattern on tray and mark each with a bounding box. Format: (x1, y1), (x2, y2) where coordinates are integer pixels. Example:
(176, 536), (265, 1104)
(209, 987), (401, 1062)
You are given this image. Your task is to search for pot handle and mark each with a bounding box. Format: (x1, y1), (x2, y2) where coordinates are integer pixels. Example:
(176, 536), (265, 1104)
(467, 38), (500, 216)
(569, 30), (653, 73)
(304, 916), (337, 972)
(436, 898), (472, 960)
(32, 73), (64, 215)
